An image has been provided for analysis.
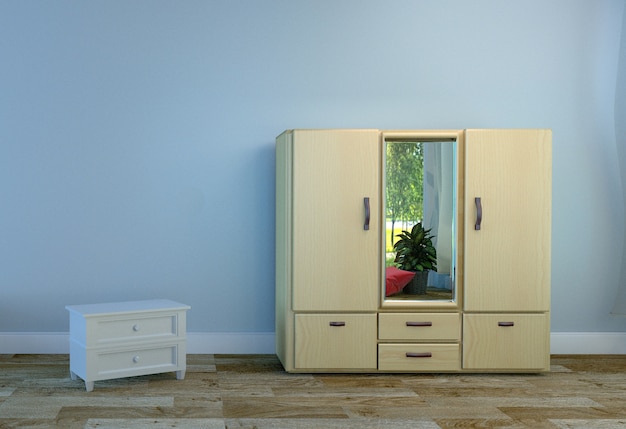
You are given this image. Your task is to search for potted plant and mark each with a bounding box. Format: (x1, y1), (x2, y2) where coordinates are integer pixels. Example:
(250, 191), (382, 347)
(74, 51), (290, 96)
(393, 222), (437, 295)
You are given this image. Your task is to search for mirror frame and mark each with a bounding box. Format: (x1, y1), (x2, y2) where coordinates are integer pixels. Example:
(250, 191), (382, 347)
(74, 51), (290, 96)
(380, 130), (464, 310)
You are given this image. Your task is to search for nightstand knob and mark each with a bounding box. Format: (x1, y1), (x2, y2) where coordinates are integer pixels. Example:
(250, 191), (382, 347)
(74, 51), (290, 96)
(133, 355), (140, 363)
(132, 324), (140, 332)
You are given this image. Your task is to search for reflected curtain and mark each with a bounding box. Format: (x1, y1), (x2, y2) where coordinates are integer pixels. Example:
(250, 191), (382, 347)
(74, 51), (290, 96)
(423, 143), (454, 275)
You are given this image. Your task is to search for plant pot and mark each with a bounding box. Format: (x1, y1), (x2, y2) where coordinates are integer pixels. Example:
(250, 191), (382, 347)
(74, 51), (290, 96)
(404, 270), (429, 295)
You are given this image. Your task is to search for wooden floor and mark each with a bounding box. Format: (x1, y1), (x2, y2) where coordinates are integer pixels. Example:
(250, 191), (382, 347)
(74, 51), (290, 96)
(1, 354), (626, 428)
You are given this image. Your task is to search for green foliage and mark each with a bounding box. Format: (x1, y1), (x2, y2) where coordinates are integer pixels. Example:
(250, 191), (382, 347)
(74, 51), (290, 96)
(386, 142), (424, 226)
(393, 222), (437, 272)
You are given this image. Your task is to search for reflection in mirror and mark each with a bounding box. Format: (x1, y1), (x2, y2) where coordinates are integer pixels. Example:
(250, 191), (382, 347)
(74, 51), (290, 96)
(384, 139), (456, 303)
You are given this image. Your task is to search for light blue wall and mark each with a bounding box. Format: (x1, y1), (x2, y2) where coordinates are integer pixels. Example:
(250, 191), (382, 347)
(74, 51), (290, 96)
(1, 0), (625, 334)
(613, 3), (626, 315)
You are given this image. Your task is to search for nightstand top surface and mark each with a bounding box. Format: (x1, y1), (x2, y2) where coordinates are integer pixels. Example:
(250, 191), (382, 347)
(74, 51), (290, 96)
(65, 299), (190, 317)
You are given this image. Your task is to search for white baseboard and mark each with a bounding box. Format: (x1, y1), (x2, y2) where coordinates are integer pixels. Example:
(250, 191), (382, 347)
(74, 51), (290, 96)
(550, 332), (626, 354)
(186, 332), (275, 354)
(0, 332), (624, 355)
(0, 333), (71, 354)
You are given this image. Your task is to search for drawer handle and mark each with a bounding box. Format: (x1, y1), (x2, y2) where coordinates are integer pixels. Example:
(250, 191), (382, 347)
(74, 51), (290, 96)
(329, 321), (346, 327)
(406, 352), (432, 358)
(132, 324), (140, 332)
(498, 321), (515, 327)
(132, 355), (140, 363)
(406, 321), (432, 327)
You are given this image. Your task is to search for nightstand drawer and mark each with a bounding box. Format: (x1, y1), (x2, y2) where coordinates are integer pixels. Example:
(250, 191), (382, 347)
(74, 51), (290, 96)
(93, 343), (182, 380)
(378, 344), (460, 371)
(92, 314), (179, 344)
(379, 313), (461, 341)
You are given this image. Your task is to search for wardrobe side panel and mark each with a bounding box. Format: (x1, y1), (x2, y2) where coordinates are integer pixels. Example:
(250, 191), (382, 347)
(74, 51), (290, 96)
(275, 131), (295, 370)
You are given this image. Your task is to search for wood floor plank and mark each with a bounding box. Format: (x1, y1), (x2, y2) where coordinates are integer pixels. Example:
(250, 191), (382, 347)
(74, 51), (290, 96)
(0, 354), (625, 428)
(222, 397), (349, 419)
(549, 418), (626, 428)
(84, 419), (226, 429)
(225, 418), (441, 428)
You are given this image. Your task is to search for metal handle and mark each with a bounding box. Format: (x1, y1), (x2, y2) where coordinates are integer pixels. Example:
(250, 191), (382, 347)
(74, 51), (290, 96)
(498, 322), (515, 327)
(329, 321), (346, 327)
(406, 352), (432, 358)
(363, 197), (370, 230)
(132, 324), (140, 332)
(406, 321), (433, 327)
(475, 197), (482, 230)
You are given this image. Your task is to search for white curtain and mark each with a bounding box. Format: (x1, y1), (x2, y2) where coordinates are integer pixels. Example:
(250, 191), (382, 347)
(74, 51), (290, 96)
(423, 142), (454, 275)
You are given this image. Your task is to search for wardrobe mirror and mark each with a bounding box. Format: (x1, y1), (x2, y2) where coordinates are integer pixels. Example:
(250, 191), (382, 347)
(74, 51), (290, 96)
(383, 137), (457, 304)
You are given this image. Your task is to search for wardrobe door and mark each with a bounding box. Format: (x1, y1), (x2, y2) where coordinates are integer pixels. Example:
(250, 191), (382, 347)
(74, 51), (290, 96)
(463, 129), (551, 312)
(291, 129), (380, 312)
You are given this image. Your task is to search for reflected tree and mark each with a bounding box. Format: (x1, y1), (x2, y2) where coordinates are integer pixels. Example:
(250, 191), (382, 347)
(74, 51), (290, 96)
(386, 142), (424, 250)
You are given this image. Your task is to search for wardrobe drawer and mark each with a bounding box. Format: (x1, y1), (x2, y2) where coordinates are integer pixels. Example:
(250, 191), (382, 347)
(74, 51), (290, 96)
(378, 313), (461, 341)
(378, 344), (460, 371)
(463, 313), (550, 371)
(295, 314), (377, 370)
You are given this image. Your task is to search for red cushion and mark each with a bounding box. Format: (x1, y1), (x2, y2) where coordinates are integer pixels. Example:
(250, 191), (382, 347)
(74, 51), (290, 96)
(385, 266), (415, 296)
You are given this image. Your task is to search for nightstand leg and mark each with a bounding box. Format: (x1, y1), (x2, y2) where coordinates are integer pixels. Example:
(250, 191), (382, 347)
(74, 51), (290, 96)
(176, 370), (185, 380)
(85, 381), (94, 392)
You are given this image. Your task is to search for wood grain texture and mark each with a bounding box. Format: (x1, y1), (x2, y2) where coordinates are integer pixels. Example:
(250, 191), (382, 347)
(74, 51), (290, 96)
(378, 343), (461, 371)
(1, 354), (626, 428)
(294, 313), (377, 370)
(290, 129), (380, 312)
(463, 313), (550, 370)
(378, 313), (461, 341)
(463, 129), (552, 312)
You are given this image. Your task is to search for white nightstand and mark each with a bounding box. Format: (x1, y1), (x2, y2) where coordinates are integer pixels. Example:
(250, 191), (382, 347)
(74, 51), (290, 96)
(66, 299), (190, 392)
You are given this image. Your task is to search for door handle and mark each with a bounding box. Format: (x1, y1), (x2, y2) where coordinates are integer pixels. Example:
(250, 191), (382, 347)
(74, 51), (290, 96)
(364, 197), (370, 230)
(475, 197), (482, 230)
